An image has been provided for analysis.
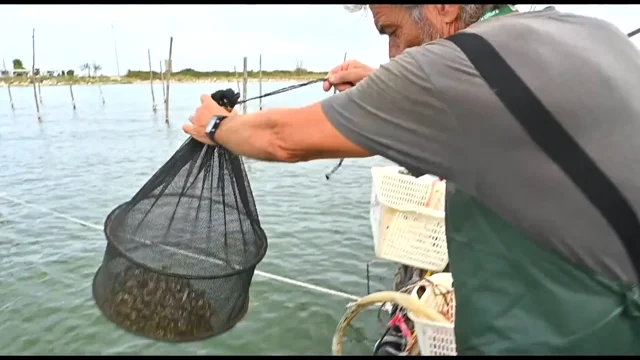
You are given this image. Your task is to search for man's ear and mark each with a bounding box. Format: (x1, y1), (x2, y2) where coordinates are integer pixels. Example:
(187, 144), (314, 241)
(439, 4), (461, 24)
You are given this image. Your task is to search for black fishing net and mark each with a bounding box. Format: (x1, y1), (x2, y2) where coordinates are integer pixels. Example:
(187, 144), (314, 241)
(92, 89), (268, 342)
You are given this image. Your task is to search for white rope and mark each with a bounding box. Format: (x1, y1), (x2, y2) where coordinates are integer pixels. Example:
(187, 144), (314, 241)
(0, 192), (361, 301)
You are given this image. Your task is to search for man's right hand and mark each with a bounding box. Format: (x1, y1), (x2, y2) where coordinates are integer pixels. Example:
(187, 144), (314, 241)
(323, 60), (375, 93)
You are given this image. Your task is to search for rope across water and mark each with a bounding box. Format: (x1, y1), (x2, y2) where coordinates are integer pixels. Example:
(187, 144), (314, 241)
(0, 192), (360, 301)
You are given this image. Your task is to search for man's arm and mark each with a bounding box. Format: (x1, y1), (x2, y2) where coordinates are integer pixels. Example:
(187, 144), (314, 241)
(203, 45), (458, 178)
(213, 103), (372, 162)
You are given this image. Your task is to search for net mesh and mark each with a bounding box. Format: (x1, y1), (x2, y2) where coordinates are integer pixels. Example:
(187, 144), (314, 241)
(92, 89), (267, 342)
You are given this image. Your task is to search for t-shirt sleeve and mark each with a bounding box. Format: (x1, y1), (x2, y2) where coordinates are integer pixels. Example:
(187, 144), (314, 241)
(321, 45), (460, 179)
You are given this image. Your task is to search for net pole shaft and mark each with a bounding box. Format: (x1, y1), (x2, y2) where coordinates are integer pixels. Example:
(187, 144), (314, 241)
(259, 54), (263, 110)
(242, 56), (248, 115)
(164, 36), (173, 123)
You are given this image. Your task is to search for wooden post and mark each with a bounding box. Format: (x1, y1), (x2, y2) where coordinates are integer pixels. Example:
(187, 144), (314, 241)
(164, 36), (173, 123)
(159, 60), (166, 104)
(37, 81), (43, 105)
(242, 56), (248, 115)
(2, 59), (14, 111)
(31, 28), (41, 121)
(95, 58), (106, 106)
(148, 49), (157, 112)
(69, 84), (76, 110)
(233, 66), (241, 94)
(98, 84), (105, 105)
(7, 82), (15, 111)
(259, 54), (263, 110)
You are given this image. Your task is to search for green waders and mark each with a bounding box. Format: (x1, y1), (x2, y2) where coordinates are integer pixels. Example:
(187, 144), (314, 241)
(446, 180), (640, 355)
(442, 26), (640, 355)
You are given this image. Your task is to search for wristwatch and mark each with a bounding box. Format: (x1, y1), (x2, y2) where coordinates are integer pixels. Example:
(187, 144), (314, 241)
(205, 115), (228, 144)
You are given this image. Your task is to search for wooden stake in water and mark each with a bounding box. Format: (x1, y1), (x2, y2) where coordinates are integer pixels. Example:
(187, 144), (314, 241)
(37, 81), (43, 106)
(2, 59), (14, 111)
(242, 56), (248, 115)
(159, 60), (166, 104)
(69, 84), (76, 111)
(31, 28), (41, 121)
(164, 36), (173, 123)
(94, 58), (105, 106)
(98, 84), (105, 105)
(234, 65), (241, 94)
(259, 54), (263, 110)
(148, 49), (157, 112)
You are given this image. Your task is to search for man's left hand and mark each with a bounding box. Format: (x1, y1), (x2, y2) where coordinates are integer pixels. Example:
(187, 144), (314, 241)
(183, 94), (232, 145)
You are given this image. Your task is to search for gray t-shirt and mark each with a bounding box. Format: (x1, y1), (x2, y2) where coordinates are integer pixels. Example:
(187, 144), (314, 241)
(321, 7), (640, 284)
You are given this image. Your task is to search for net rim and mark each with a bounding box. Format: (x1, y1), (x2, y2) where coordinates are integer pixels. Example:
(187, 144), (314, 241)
(91, 265), (250, 342)
(102, 200), (268, 280)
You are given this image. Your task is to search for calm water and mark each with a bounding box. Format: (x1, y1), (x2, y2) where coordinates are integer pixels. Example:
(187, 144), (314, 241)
(0, 82), (398, 355)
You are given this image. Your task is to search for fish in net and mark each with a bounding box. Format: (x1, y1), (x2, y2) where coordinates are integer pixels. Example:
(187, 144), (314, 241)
(92, 89), (268, 342)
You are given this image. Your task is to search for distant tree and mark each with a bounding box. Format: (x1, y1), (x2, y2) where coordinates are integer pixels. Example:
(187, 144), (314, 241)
(67, 69), (75, 77)
(34, 68), (40, 76)
(12, 59), (24, 70)
(91, 62), (102, 77)
(59, 70), (66, 76)
(80, 63), (91, 77)
(294, 59), (307, 76)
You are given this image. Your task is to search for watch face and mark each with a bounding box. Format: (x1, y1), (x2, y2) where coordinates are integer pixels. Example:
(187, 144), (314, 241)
(205, 116), (219, 133)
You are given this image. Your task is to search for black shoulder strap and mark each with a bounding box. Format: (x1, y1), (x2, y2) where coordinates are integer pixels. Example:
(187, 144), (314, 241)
(447, 31), (640, 282)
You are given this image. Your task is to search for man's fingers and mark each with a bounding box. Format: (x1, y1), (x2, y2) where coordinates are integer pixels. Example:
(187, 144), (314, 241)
(328, 63), (344, 75)
(341, 59), (362, 71)
(200, 93), (213, 104)
(334, 83), (353, 92)
(323, 60), (370, 92)
(322, 80), (332, 92)
(328, 68), (369, 86)
(182, 122), (194, 135)
(323, 80), (352, 93)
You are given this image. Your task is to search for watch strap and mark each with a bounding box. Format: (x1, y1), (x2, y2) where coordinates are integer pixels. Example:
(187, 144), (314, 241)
(205, 115), (228, 144)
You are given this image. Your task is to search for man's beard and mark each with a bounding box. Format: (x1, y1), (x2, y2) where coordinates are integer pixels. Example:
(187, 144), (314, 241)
(419, 19), (443, 44)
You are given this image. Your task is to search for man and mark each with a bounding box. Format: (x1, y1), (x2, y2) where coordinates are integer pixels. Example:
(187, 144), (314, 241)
(185, 5), (640, 355)
(321, 5), (461, 297)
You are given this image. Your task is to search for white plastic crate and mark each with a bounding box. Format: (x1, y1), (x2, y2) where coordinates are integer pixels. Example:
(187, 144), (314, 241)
(369, 166), (448, 271)
(407, 272), (456, 356)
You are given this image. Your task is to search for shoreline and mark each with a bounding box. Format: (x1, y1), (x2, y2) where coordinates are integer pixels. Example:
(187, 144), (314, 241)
(0, 76), (326, 88)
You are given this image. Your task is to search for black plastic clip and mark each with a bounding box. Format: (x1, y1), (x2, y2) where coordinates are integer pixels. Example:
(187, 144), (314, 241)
(211, 88), (241, 111)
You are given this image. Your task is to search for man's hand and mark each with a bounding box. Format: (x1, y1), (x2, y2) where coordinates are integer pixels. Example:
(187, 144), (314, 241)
(323, 60), (375, 93)
(183, 94), (233, 144)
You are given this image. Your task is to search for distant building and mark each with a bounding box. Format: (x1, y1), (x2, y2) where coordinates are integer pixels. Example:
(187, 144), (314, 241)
(44, 70), (64, 77)
(1, 69), (63, 77)
(11, 69), (29, 77)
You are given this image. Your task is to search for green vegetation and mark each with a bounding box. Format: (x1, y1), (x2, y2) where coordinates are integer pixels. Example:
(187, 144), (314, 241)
(0, 75), (133, 86)
(12, 59), (24, 70)
(123, 67), (326, 82)
(0, 58), (327, 87)
(0, 68), (327, 88)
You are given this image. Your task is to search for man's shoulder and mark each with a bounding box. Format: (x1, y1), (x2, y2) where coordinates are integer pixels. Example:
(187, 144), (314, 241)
(465, 7), (627, 49)
(404, 7), (627, 65)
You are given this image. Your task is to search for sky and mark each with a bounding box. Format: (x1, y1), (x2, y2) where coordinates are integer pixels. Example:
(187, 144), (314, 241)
(1, 5), (638, 76)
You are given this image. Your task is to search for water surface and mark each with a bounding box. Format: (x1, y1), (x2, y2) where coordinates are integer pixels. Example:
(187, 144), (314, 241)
(0, 82), (398, 355)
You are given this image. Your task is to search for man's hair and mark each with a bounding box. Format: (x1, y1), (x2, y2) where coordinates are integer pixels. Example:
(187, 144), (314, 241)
(345, 5), (506, 28)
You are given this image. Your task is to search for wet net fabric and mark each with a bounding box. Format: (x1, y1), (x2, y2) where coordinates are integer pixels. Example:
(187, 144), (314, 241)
(92, 89), (268, 342)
